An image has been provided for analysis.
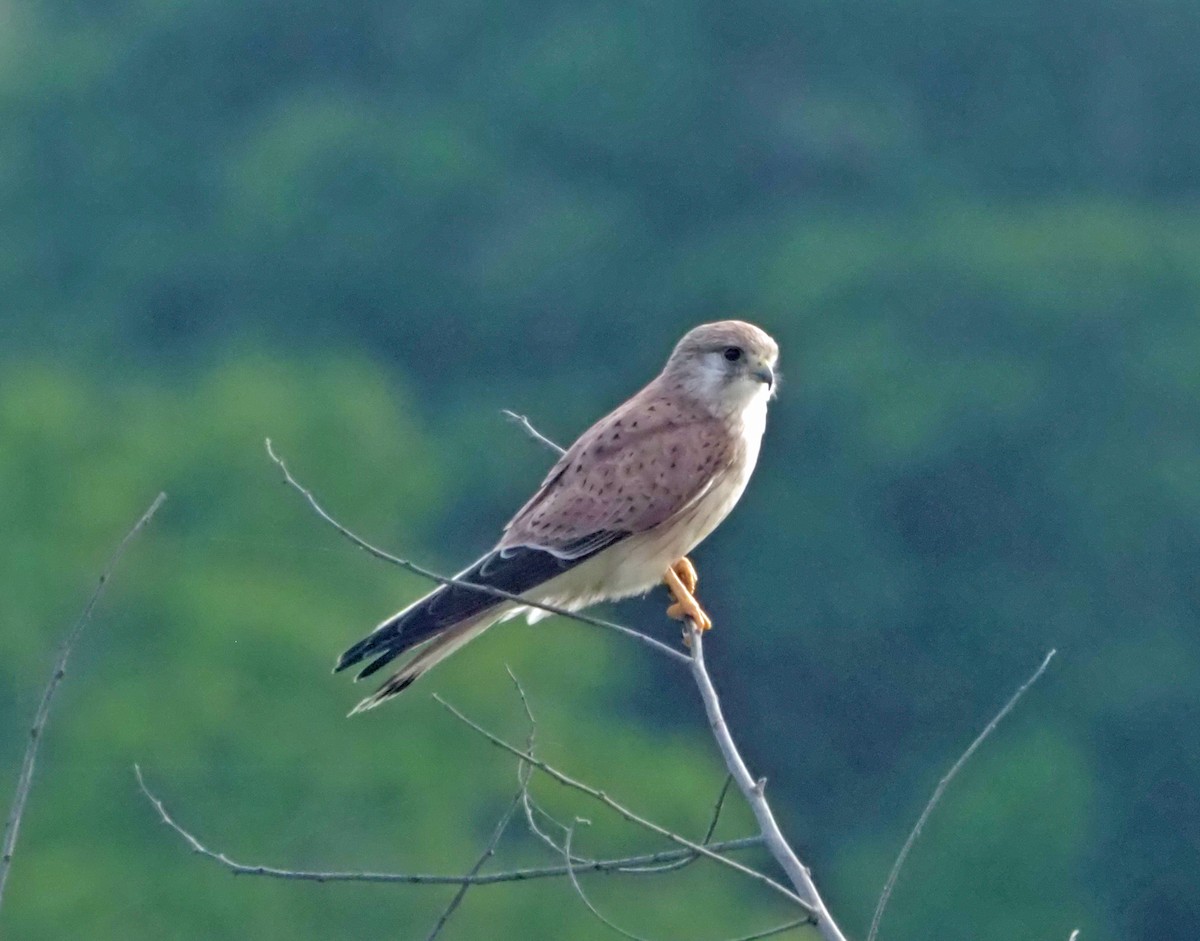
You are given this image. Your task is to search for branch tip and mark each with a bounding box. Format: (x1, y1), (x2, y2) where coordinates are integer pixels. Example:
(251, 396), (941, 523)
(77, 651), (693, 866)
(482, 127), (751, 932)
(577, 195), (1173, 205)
(866, 649), (1059, 941)
(0, 493), (166, 912)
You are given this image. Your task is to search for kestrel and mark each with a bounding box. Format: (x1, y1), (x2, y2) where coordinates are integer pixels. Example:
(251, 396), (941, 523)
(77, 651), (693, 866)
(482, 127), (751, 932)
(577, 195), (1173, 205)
(337, 320), (779, 712)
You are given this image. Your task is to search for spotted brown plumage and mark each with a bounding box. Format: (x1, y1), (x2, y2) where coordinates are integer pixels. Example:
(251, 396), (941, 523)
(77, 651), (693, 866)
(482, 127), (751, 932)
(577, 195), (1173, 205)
(336, 320), (779, 712)
(502, 397), (734, 553)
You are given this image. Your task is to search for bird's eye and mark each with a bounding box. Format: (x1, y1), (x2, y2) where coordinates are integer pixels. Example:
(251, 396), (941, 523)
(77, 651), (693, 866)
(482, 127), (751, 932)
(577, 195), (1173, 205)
(723, 347), (743, 362)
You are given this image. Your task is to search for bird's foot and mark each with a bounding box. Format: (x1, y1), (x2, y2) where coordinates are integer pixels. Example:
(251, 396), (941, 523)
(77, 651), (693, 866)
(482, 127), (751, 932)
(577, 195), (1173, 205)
(671, 557), (698, 594)
(663, 561), (712, 644)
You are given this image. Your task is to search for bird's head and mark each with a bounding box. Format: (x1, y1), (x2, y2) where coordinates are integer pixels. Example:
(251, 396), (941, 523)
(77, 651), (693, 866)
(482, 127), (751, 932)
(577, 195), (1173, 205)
(662, 320), (779, 415)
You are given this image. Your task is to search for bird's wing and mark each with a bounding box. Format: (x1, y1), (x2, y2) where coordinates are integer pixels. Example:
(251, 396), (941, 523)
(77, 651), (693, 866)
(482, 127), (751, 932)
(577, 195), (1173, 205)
(500, 392), (735, 557)
(335, 392), (735, 700)
(335, 542), (612, 680)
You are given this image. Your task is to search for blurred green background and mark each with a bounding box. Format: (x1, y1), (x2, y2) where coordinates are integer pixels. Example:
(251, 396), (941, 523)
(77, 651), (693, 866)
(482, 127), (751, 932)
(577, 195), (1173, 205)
(2, 1), (1198, 938)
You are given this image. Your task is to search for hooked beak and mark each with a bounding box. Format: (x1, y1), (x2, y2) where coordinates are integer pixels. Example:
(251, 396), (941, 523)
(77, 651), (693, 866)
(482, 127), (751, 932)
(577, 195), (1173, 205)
(752, 364), (775, 389)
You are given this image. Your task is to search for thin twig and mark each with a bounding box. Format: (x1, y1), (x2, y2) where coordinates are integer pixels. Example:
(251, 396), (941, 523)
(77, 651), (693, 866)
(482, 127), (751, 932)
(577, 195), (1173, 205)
(434, 695), (811, 910)
(720, 919), (811, 941)
(505, 666), (573, 857)
(504, 666), (564, 854)
(686, 626), (845, 941)
(866, 649), (1058, 941)
(563, 819), (654, 941)
(507, 665), (538, 735)
(521, 794), (576, 858)
(505, 668), (741, 874)
(265, 439), (687, 665)
(619, 774), (734, 874)
(702, 777), (735, 845)
(562, 821), (808, 941)
(0, 493), (167, 910)
(135, 764), (758, 885)
(424, 790), (523, 940)
(721, 920), (811, 941)
(502, 410), (565, 455)
(506, 667), (594, 865)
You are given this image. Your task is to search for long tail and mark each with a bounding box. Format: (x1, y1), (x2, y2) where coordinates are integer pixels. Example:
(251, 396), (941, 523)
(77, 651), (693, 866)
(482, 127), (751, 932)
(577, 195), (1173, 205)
(347, 609), (506, 714)
(334, 585), (492, 681)
(335, 545), (590, 711)
(335, 553), (521, 682)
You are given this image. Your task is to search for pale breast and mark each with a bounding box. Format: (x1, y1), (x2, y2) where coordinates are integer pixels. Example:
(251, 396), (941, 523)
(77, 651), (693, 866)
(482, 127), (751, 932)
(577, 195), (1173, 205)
(668, 393), (766, 555)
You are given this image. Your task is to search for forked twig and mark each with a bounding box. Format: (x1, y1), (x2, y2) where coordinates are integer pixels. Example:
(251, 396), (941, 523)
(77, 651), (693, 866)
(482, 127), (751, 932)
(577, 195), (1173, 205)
(562, 821), (809, 941)
(505, 667), (746, 873)
(424, 790), (522, 940)
(686, 626), (848, 941)
(619, 774), (734, 875)
(502, 410), (565, 454)
(0, 493), (166, 910)
(434, 694), (812, 911)
(503, 667), (587, 864)
(562, 819), (652, 941)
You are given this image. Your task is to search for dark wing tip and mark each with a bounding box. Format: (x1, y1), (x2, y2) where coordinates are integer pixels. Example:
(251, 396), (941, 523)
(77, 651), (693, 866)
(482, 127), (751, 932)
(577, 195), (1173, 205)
(354, 650), (398, 681)
(337, 542), (621, 689)
(333, 638), (373, 674)
(335, 624), (421, 681)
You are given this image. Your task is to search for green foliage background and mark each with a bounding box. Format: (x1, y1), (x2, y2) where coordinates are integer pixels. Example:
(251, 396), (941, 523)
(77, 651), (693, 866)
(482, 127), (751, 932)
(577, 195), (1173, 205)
(3, 1), (1198, 938)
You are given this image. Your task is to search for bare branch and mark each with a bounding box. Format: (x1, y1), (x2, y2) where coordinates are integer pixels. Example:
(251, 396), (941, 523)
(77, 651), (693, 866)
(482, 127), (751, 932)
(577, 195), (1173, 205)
(686, 626), (848, 941)
(562, 819), (655, 941)
(562, 820), (809, 941)
(506, 667), (593, 864)
(618, 774), (734, 875)
(721, 919), (811, 941)
(505, 668), (741, 875)
(502, 410), (565, 455)
(135, 764), (758, 885)
(521, 794), (577, 858)
(866, 649), (1058, 941)
(506, 665), (538, 735)
(434, 694), (812, 910)
(0, 493), (167, 910)
(702, 776), (736, 845)
(265, 439), (687, 665)
(424, 790), (522, 941)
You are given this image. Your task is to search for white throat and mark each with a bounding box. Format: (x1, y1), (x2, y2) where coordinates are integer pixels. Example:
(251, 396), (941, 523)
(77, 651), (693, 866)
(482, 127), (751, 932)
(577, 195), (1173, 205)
(735, 386), (769, 465)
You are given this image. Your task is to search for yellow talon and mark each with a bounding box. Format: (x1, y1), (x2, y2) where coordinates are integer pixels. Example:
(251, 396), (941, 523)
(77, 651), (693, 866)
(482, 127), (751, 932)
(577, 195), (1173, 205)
(663, 561), (713, 640)
(672, 557), (699, 594)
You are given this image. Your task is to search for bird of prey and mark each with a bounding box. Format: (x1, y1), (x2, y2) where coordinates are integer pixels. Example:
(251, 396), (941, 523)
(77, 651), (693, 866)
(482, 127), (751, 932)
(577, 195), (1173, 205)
(337, 320), (779, 713)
